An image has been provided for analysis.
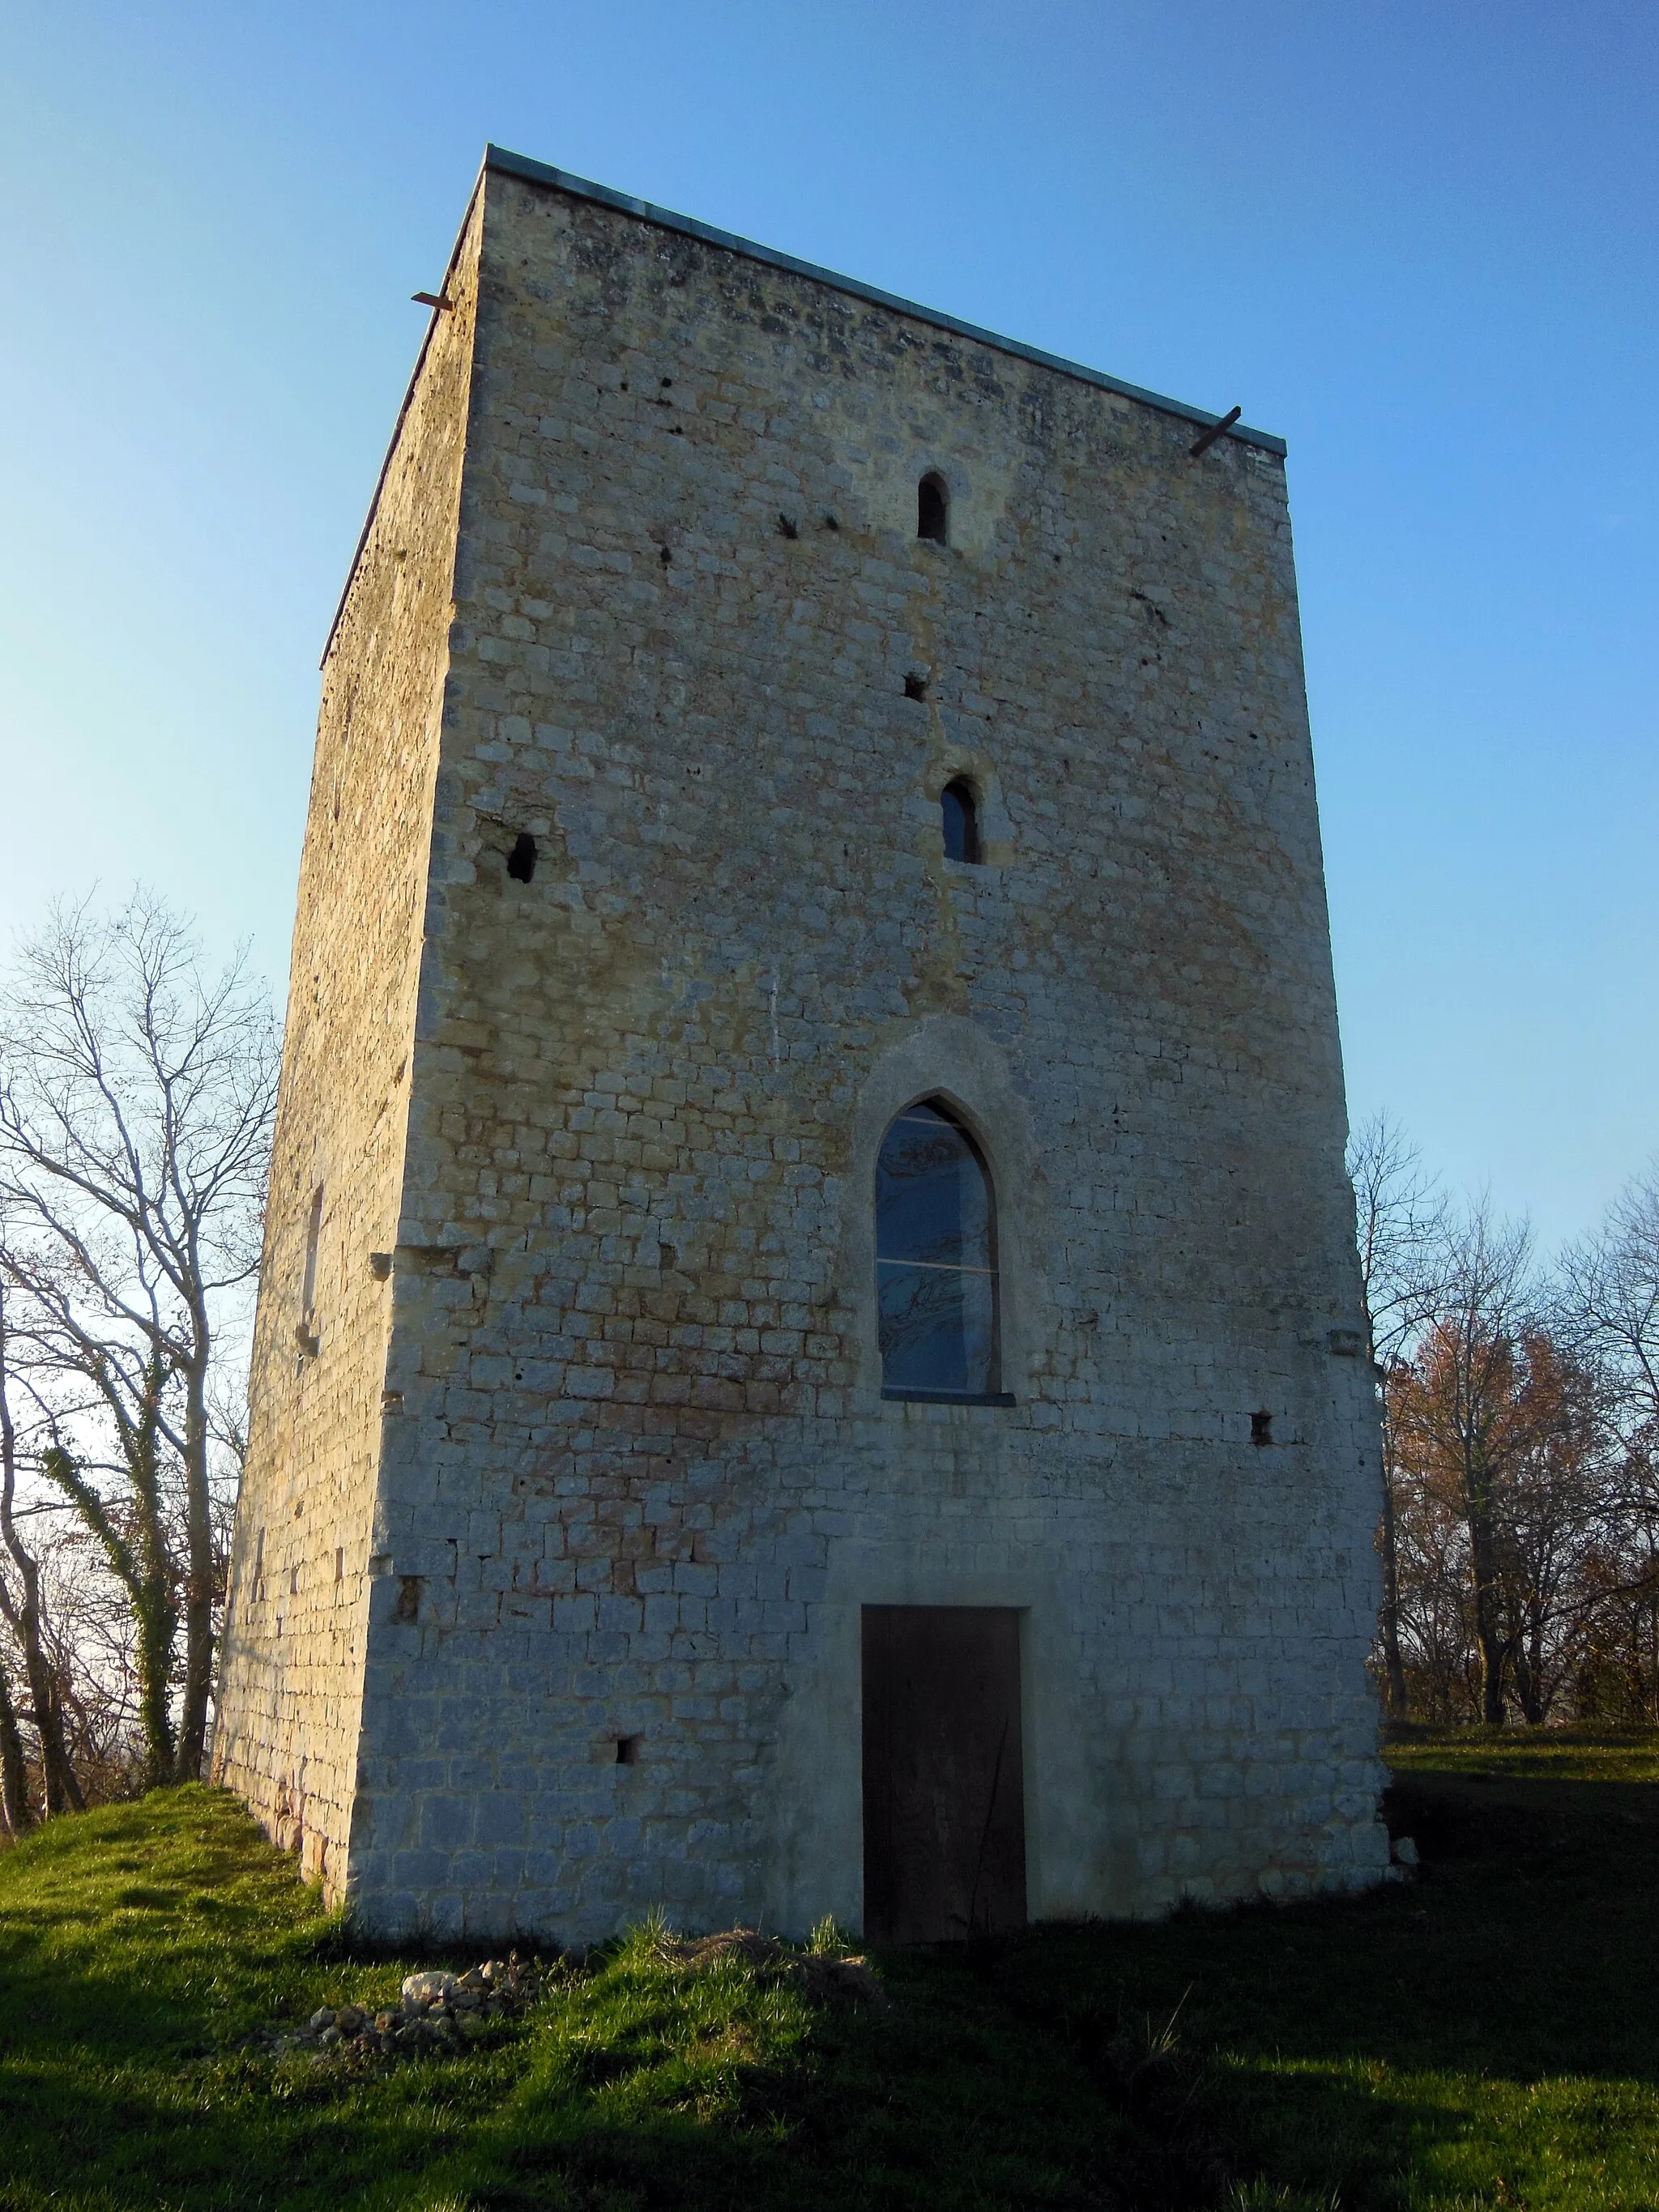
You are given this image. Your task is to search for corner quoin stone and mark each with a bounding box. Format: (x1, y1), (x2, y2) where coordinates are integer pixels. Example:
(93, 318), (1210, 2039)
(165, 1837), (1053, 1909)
(211, 146), (1391, 1939)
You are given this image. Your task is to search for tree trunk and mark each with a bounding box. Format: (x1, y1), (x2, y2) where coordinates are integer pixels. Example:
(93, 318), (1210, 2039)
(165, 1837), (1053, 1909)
(1466, 1502), (1507, 1724)
(128, 1380), (180, 1789)
(175, 1339), (214, 1780)
(41, 1430), (175, 1791)
(0, 1532), (83, 1813)
(15, 1588), (85, 1813)
(0, 1653), (32, 1835)
(134, 1580), (178, 1790)
(1512, 1627), (1545, 1724)
(1377, 1420), (1410, 1721)
(0, 1307), (83, 1813)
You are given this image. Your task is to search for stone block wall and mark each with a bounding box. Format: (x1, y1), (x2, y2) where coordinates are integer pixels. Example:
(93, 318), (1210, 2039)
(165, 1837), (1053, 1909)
(217, 151), (1388, 1936)
(211, 196), (484, 1896)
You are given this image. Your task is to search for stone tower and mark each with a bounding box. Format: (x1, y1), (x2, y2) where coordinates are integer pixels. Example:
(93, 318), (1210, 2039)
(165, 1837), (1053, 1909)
(213, 146), (1390, 1942)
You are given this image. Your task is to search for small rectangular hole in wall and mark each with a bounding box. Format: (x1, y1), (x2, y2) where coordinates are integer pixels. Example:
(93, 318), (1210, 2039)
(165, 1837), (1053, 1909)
(616, 1735), (643, 1766)
(1251, 1409), (1273, 1447)
(289, 1565), (299, 1596)
(335, 1547), (344, 1583)
(301, 1184), (323, 1317)
(394, 1575), (423, 1623)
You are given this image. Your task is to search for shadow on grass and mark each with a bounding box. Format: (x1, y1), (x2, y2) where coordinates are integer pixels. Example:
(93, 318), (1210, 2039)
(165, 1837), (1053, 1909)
(990, 1769), (1659, 2210)
(7, 1775), (1659, 2210)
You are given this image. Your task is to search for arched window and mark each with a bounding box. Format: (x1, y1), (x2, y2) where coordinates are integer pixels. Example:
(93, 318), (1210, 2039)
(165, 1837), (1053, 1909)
(876, 1100), (1000, 1397)
(917, 472), (949, 544)
(941, 778), (980, 864)
(301, 1184), (323, 1317)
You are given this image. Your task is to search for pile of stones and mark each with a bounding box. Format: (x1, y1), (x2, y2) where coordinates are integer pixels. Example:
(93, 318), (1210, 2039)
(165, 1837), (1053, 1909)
(262, 1954), (550, 2061)
(651, 1926), (888, 2007)
(258, 1929), (883, 2067)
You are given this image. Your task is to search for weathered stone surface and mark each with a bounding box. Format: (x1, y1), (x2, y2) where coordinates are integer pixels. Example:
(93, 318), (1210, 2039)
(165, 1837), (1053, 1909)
(400, 1970), (458, 2009)
(213, 152), (1389, 1942)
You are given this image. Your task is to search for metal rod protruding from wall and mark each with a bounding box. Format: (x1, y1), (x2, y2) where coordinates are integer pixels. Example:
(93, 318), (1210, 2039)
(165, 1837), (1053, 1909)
(1188, 405), (1243, 458)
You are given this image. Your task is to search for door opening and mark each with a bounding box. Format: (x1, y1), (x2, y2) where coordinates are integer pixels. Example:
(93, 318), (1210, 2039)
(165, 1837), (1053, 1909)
(861, 1605), (1027, 1943)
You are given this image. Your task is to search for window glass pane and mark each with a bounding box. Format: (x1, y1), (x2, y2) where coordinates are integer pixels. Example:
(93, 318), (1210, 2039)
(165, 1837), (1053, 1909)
(942, 782), (975, 863)
(876, 1104), (989, 1272)
(877, 1260), (996, 1395)
(875, 1102), (997, 1395)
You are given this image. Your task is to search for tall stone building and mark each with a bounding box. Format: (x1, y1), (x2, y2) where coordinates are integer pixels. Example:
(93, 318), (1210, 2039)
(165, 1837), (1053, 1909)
(213, 146), (1389, 1942)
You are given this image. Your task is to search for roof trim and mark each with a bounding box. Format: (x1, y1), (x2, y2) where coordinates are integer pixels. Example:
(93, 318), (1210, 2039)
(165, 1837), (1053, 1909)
(484, 143), (1287, 458)
(322, 147), (1288, 666)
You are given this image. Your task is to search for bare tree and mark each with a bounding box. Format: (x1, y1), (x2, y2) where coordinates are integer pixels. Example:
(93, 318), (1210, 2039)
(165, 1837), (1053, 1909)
(1350, 1146), (1659, 1728)
(1347, 1113), (1447, 1720)
(21, 1505), (150, 1800)
(0, 1330), (40, 1836)
(1392, 1200), (1538, 1724)
(0, 893), (276, 1787)
(1561, 1164), (1659, 1438)
(1554, 1166), (1659, 1719)
(0, 1650), (28, 1837)
(1491, 1328), (1607, 1723)
(0, 1276), (83, 1813)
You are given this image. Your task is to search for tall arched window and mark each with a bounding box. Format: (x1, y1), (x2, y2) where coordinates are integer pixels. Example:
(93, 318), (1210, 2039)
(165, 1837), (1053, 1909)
(941, 778), (980, 864)
(876, 1099), (1000, 1397)
(917, 472), (949, 544)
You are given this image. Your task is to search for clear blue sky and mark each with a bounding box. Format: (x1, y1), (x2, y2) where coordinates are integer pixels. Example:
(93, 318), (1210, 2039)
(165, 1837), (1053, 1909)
(2, 1), (1653, 1251)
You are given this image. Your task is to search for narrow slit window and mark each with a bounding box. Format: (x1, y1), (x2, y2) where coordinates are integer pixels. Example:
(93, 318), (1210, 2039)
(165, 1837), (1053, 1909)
(876, 1100), (1000, 1398)
(917, 472), (949, 544)
(301, 1185), (323, 1317)
(941, 779), (981, 864)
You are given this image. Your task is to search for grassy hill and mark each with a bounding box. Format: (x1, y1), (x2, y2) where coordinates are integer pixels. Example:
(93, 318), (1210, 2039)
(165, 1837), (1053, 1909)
(4, 1734), (1659, 2210)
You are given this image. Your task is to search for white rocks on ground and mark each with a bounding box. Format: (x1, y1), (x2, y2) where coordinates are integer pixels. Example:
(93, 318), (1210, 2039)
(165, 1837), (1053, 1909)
(260, 1954), (548, 2061)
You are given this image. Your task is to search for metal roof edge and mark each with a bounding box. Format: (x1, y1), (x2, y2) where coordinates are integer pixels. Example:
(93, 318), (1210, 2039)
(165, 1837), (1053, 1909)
(483, 143), (1288, 458)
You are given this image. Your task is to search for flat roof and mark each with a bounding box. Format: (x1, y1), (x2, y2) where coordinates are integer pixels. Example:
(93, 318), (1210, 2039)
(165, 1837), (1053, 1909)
(485, 144), (1287, 458)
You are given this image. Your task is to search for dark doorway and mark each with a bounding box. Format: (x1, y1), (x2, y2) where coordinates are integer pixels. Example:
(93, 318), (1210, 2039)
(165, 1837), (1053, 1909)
(861, 1605), (1027, 1943)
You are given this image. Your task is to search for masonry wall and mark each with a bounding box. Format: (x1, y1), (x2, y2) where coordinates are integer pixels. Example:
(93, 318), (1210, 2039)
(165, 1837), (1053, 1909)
(326, 164), (1388, 1941)
(211, 196), (484, 1896)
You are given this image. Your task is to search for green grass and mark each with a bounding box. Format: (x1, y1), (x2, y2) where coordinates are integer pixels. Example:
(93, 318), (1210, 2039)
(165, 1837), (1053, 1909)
(3, 1743), (1659, 2210)
(1385, 1720), (1659, 1785)
(0, 1789), (1124, 2211)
